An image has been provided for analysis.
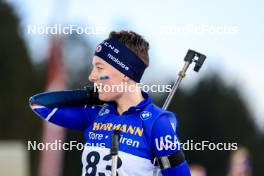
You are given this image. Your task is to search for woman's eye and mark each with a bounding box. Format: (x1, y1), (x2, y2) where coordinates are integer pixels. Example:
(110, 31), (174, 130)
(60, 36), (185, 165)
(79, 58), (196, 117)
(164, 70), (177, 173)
(97, 67), (103, 70)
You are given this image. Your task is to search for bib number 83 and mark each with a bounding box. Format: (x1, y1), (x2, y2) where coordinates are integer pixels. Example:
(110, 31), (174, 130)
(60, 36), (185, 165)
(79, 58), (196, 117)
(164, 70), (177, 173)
(85, 151), (122, 176)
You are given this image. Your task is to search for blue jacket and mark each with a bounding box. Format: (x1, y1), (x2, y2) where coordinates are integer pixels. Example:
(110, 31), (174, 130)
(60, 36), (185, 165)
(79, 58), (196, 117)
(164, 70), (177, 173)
(29, 90), (191, 176)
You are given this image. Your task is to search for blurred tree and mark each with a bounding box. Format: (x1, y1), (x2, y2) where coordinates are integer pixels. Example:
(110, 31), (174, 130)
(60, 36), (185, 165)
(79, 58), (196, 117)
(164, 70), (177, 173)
(0, 1), (45, 175)
(162, 73), (263, 176)
(0, 2), (96, 176)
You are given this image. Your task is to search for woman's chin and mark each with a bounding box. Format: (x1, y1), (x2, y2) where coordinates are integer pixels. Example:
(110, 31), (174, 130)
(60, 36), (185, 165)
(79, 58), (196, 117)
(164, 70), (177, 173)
(98, 92), (111, 102)
(98, 91), (120, 102)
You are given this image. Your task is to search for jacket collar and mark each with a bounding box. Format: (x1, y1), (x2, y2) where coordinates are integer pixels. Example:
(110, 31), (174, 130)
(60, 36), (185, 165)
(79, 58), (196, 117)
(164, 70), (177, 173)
(106, 91), (152, 115)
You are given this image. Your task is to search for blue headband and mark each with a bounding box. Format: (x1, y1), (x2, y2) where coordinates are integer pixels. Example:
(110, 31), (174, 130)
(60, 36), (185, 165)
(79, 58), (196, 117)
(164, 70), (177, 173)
(94, 37), (147, 82)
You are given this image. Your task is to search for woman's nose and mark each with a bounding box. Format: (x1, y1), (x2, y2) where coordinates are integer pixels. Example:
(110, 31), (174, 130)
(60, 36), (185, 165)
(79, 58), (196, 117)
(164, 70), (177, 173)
(88, 69), (98, 82)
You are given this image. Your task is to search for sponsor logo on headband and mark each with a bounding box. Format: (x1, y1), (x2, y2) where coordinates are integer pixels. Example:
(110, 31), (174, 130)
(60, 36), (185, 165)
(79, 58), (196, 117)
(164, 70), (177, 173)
(103, 41), (120, 54)
(95, 45), (102, 52)
(107, 53), (129, 71)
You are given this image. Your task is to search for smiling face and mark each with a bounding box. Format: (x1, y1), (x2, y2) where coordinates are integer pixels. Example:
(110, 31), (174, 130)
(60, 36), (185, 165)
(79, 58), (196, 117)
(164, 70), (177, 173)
(88, 56), (128, 101)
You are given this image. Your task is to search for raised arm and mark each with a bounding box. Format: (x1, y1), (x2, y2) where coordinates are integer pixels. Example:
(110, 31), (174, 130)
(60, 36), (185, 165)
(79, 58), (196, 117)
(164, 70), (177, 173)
(29, 87), (103, 131)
